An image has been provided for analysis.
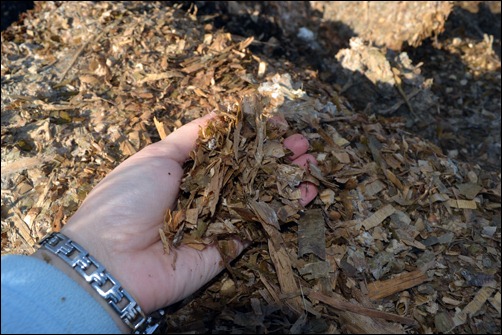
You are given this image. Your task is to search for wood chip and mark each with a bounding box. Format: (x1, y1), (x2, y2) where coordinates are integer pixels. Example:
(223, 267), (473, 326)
(298, 208), (326, 260)
(309, 291), (417, 326)
(447, 199), (477, 209)
(362, 204), (396, 230)
(452, 286), (495, 327)
(368, 270), (428, 300)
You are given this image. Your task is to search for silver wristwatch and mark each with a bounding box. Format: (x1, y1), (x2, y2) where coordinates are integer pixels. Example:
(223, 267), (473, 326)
(39, 232), (165, 334)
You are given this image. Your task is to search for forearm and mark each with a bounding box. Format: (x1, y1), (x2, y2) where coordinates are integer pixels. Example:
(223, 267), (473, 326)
(31, 248), (131, 333)
(1, 254), (122, 334)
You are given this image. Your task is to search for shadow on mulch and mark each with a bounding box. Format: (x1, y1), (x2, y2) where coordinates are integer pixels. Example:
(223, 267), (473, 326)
(1, 1), (34, 32)
(187, 1), (501, 172)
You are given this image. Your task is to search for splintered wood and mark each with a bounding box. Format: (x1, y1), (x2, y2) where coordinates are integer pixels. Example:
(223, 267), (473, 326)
(2, 2), (500, 333)
(309, 291), (417, 326)
(367, 270), (428, 300)
(159, 100), (304, 254)
(155, 78), (501, 330)
(159, 96), (309, 312)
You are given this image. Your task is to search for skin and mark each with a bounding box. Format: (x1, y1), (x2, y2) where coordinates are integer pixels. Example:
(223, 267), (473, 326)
(31, 113), (318, 332)
(284, 133), (309, 160)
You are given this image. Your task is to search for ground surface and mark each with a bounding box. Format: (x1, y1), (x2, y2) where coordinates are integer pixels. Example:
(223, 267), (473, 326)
(1, 2), (500, 334)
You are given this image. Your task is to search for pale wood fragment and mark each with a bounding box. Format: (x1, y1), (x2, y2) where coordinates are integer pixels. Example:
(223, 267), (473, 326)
(309, 291), (417, 326)
(362, 204), (396, 230)
(368, 270), (428, 300)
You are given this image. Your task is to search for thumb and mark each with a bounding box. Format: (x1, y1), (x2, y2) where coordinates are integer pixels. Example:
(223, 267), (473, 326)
(132, 112), (216, 164)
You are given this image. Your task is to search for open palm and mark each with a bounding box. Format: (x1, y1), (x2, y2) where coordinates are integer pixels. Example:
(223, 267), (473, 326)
(61, 113), (317, 314)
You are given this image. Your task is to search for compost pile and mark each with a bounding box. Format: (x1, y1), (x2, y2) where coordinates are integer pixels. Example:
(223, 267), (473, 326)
(1, 1), (500, 334)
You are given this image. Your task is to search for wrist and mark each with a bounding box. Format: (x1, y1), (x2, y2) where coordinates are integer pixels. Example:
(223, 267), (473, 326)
(31, 247), (132, 333)
(61, 224), (159, 314)
(32, 233), (147, 333)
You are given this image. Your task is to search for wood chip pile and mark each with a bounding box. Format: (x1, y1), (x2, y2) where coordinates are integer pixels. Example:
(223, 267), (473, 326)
(1, 2), (500, 334)
(309, 1), (453, 50)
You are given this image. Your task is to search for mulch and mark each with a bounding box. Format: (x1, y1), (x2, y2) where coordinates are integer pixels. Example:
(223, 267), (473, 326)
(1, 2), (500, 334)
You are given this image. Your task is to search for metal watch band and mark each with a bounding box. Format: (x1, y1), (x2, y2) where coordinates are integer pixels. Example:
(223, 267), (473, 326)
(38, 232), (163, 334)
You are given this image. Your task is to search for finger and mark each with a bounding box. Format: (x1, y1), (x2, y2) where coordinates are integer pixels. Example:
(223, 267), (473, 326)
(291, 153), (318, 169)
(283, 134), (309, 160)
(132, 112), (216, 164)
(159, 238), (247, 308)
(158, 112), (216, 164)
(298, 182), (319, 207)
(291, 153), (319, 206)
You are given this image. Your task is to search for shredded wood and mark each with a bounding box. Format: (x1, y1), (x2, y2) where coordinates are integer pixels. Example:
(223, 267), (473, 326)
(1, 1), (500, 334)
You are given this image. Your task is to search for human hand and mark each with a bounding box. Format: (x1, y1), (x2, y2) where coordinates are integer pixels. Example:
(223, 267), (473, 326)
(57, 112), (317, 319)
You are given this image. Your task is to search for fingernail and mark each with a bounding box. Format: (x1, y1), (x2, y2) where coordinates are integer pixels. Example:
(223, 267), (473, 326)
(283, 134), (309, 160)
(298, 182), (318, 206)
